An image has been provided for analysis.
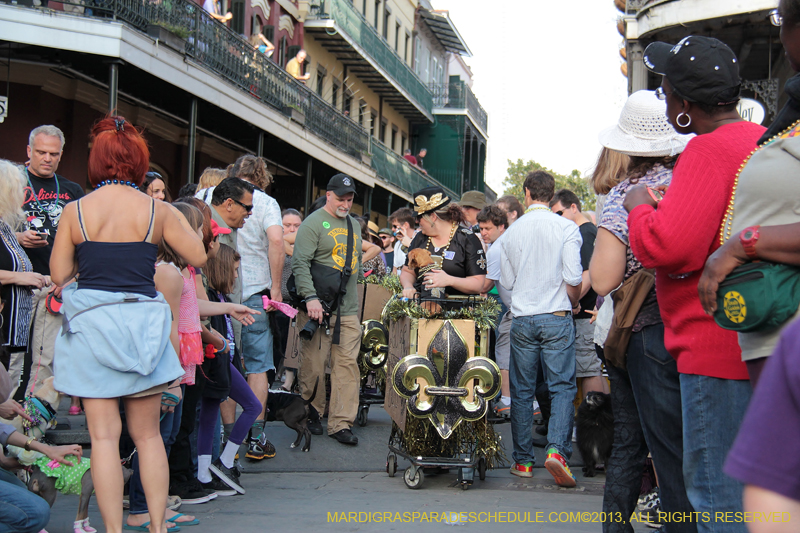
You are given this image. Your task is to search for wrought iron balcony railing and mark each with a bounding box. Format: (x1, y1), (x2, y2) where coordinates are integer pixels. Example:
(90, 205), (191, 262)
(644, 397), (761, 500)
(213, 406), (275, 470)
(370, 138), (456, 199)
(26, 0), (371, 160)
(312, 0), (433, 117)
(429, 79), (488, 134)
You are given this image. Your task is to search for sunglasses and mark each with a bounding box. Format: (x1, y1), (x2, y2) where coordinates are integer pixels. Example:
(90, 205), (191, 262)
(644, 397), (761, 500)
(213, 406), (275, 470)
(380, 235), (392, 240)
(232, 198), (253, 212)
(770, 8), (782, 27)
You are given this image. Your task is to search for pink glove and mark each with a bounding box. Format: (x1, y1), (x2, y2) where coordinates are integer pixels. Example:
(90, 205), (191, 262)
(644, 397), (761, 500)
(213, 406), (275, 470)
(262, 295), (298, 318)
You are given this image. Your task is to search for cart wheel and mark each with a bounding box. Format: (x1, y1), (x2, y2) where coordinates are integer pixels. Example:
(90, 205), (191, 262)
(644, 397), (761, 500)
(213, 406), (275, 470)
(478, 457), (487, 481)
(356, 405), (369, 427)
(461, 481), (470, 490)
(387, 453), (397, 477)
(403, 466), (424, 489)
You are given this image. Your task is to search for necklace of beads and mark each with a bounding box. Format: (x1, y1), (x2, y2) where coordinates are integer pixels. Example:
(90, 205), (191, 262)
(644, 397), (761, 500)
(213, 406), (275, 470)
(94, 179), (141, 190)
(525, 204), (551, 214)
(425, 222), (458, 254)
(719, 119), (800, 244)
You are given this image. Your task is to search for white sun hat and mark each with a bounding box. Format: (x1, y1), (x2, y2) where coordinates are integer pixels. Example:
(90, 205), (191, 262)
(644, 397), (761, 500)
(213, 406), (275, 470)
(598, 90), (693, 157)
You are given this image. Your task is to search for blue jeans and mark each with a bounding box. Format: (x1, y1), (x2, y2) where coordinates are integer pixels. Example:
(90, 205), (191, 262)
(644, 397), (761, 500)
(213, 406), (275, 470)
(0, 480), (50, 533)
(603, 325), (696, 533)
(680, 374), (751, 533)
(130, 396), (184, 515)
(241, 293), (274, 375)
(509, 313), (576, 464)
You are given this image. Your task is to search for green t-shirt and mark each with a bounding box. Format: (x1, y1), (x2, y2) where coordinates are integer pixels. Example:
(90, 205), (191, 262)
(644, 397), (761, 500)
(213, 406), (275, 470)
(292, 208), (362, 316)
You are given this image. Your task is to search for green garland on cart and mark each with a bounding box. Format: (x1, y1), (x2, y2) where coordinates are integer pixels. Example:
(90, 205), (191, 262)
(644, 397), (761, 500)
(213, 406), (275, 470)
(382, 295), (501, 332)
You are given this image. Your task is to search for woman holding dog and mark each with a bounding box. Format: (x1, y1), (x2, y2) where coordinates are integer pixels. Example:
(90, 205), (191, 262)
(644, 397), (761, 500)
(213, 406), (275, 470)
(49, 116), (207, 533)
(400, 186), (486, 299)
(590, 90), (695, 532)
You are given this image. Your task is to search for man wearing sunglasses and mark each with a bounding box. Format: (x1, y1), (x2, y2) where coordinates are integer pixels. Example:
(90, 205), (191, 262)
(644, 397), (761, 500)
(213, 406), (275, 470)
(378, 228), (395, 275)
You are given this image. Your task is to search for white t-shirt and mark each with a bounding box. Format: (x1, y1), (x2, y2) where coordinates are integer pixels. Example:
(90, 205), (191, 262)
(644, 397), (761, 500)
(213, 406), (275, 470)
(197, 187), (282, 301)
(486, 232), (511, 308)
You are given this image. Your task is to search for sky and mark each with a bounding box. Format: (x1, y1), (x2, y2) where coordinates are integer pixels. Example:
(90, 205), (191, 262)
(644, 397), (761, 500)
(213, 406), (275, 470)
(435, 0), (630, 195)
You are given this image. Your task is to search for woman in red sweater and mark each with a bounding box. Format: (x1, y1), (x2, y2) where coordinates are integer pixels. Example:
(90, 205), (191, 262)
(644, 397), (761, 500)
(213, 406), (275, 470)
(623, 36), (765, 533)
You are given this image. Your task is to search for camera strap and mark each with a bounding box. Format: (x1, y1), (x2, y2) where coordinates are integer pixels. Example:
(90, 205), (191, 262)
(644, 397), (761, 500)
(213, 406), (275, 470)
(332, 216), (354, 344)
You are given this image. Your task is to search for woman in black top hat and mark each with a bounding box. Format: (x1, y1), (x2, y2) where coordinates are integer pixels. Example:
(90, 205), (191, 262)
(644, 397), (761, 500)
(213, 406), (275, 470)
(400, 186), (486, 299)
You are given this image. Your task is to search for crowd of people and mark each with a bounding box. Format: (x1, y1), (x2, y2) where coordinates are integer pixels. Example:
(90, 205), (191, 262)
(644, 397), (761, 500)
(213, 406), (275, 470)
(4, 2), (800, 532)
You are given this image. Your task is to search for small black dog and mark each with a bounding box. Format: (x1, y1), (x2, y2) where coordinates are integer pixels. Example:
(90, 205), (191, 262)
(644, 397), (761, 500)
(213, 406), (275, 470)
(575, 391), (614, 477)
(265, 378), (318, 452)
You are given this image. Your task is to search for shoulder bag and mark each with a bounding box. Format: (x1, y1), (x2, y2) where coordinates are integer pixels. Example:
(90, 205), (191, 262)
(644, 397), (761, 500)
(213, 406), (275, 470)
(604, 268), (655, 369)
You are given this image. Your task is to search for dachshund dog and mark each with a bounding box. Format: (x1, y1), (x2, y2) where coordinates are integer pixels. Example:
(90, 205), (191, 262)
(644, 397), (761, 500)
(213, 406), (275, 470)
(406, 248), (442, 313)
(575, 391), (614, 477)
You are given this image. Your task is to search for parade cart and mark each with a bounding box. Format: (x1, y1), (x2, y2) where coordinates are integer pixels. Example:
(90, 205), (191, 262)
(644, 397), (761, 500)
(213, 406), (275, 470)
(383, 296), (506, 490)
(354, 278), (395, 426)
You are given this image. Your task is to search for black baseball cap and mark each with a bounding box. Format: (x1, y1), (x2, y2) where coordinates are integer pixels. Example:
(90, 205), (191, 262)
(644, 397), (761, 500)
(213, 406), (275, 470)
(326, 173), (358, 196)
(643, 36), (740, 106)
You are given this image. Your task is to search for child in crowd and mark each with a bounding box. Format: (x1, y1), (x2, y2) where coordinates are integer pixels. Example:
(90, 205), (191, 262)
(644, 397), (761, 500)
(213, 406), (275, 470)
(196, 244), (261, 495)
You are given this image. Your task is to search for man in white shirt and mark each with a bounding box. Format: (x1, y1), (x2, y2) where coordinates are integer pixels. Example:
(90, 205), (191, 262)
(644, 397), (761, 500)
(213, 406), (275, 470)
(388, 207), (418, 274)
(198, 156), (284, 461)
(500, 170), (583, 487)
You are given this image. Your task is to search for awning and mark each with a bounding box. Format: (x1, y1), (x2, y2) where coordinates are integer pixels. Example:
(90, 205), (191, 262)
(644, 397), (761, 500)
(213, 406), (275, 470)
(418, 9), (471, 57)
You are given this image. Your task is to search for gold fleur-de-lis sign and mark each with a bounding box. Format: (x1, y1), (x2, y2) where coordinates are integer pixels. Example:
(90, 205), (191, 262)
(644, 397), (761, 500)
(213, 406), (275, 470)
(359, 320), (389, 369)
(391, 320), (501, 439)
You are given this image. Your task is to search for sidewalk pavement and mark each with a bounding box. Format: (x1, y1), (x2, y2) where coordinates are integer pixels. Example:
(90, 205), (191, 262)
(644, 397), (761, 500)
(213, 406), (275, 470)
(44, 399), (653, 532)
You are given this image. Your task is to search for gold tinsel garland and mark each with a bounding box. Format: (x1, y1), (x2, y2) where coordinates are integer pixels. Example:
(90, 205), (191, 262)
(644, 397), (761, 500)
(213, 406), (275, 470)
(390, 416), (507, 470)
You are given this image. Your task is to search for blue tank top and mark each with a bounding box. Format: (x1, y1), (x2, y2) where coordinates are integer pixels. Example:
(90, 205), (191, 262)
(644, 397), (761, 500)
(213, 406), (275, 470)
(75, 198), (158, 298)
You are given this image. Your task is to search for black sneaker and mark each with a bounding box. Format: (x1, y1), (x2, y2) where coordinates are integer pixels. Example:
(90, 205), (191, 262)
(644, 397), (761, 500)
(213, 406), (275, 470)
(246, 432), (276, 460)
(209, 458), (245, 494)
(201, 477), (237, 497)
(308, 418), (323, 436)
(171, 480), (215, 505)
(329, 428), (358, 445)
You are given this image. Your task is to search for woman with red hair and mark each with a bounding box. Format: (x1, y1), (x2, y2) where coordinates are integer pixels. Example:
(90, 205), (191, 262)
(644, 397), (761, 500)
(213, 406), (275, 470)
(50, 116), (207, 533)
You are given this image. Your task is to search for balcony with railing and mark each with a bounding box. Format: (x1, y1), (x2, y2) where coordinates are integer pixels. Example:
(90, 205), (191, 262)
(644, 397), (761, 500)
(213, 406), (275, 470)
(304, 0), (434, 122)
(429, 79), (488, 135)
(3, 0), (369, 161)
(370, 138), (456, 200)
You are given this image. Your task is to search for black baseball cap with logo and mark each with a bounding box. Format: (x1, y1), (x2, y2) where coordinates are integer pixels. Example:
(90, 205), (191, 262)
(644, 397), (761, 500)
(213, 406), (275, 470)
(643, 36), (741, 106)
(327, 173), (358, 196)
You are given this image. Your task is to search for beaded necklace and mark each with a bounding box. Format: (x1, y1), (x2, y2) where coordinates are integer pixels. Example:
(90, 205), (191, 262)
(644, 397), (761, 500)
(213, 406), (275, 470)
(525, 204), (551, 214)
(425, 222), (458, 255)
(719, 119), (800, 244)
(94, 179), (141, 190)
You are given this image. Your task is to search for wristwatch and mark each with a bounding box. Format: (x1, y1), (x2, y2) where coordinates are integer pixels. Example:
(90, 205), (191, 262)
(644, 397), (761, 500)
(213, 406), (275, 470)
(739, 225), (761, 260)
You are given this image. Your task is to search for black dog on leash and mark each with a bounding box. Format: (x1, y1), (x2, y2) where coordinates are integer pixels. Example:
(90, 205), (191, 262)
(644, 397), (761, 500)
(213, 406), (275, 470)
(265, 378), (318, 452)
(575, 391), (614, 477)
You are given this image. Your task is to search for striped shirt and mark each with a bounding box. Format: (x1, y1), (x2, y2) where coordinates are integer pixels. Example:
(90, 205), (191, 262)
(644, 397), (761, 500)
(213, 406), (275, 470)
(499, 205), (583, 317)
(0, 221), (33, 348)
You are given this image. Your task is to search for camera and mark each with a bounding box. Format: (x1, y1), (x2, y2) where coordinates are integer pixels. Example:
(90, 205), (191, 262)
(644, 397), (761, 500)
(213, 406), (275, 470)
(299, 300), (332, 340)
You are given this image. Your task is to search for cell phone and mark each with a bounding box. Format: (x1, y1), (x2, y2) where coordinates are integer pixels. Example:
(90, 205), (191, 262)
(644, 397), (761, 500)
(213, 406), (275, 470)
(647, 187), (664, 203)
(36, 232), (49, 239)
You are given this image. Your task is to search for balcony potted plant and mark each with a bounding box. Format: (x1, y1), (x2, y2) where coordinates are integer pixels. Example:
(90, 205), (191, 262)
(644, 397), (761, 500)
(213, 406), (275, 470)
(282, 104), (305, 126)
(147, 22), (189, 53)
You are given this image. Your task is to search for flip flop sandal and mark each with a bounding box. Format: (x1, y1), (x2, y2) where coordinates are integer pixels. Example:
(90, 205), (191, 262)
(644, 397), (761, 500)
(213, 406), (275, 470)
(160, 392), (180, 421)
(167, 514), (200, 526)
(123, 522), (180, 532)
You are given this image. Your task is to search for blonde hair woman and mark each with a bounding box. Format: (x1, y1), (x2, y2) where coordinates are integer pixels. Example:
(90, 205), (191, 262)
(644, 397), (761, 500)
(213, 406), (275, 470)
(197, 168), (227, 190)
(0, 160), (49, 383)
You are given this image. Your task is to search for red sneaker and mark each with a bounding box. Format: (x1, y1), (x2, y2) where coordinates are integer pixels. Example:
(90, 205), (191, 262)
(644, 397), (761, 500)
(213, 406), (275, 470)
(545, 447), (576, 487)
(509, 462), (534, 478)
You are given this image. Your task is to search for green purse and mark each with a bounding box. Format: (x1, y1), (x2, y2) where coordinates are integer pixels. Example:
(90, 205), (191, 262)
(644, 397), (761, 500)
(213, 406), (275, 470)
(714, 262), (800, 332)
